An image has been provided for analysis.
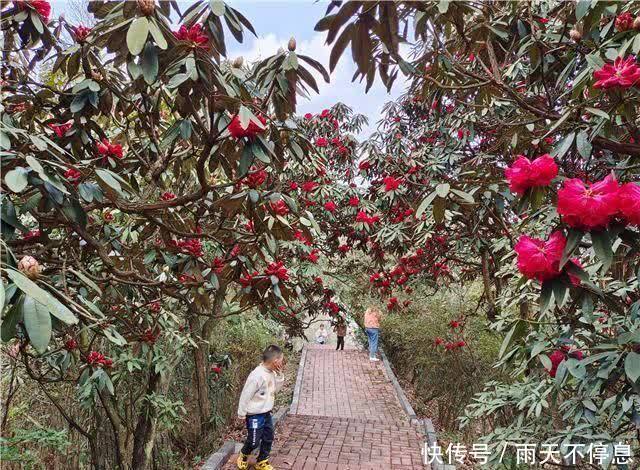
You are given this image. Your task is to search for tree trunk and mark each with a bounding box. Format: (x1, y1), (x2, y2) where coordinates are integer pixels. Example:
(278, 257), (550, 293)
(481, 249), (497, 321)
(131, 371), (162, 470)
(189, 282), (228, 435)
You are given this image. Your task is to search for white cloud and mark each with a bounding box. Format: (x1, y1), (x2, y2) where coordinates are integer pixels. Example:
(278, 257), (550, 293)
(230, 32), (407, 138)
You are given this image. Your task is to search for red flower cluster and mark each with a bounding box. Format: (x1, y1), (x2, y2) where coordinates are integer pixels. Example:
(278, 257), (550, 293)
(307, 249), (320, 263)
(64, 168), (82, 185)
(242, 167), (267, 188)
(265, 261), (289, 282)
(324, 300), (340, 315)
(160, 191), (176, 201)
(557, 175), (619, 230)
(141, 328), (159, 344)
(355, 211), (380, 225)
(97, 138), (124, 161)
(239, 271), (259, 288)
(315, 137), (328, 147)
(211, 257), (225, 274)
(348, 196), (359, 207)
(64, 338), (78, 351)
(149, 301), (161, 312)
(615, 11), (635, 31)
(338, 244), (350, 254)
(324, 200), (337, 212)
(382, 176), (402, 192)
(386, 297), (398, 311)
(228, 114), (267, 139)
(301, 181), (318, 193)
(270, 200), (289, 216)
(170, 238), (203, 258)
(504, 154), (558, 195)
(288, 181), (298, 190)
(174, 24), (208, 47)
(71, 25), (91, 42)
(15, 0), (50, 23)
(86, 351), (113, 368)
(294, 229), (312, 245)
(23, 229), (41, 240)
(593, 56), (640, 90)
(48, 122), (72, 138)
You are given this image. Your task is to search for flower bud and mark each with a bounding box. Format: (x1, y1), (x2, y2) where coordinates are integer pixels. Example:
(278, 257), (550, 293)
(288, 37), (296, 51)
(569, 29), (582, 42)
(18, 256), (42, 279)
(137, 0), (155, 16)
(232, 56), (244, 68)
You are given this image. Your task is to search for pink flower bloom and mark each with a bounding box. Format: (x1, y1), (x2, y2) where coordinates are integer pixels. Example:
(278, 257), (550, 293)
(505, 154), (558, 195)
(557, 175), (619, 230)
(514, 231), (566, 282)
(348, 196), (359, 207)
(304, 113), (313, 120)
(301, 181), (318, 193)
(358, 160), (371, 171)
(242, 167), (267, 188)
(548, 350), (565, 377)
(64, 168), (82, 184)
(593, 56), (640, 90)
(96, 138), (123, 160)
(174, 24), (208, 47)
(265, 261), (289, 282)
(619, 182), (640, 225)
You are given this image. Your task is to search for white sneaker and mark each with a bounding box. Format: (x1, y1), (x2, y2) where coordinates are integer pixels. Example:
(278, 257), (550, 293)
(369, 357), (380, 362)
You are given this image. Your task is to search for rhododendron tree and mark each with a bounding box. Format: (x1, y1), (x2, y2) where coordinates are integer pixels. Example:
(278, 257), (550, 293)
(0, 1), (353, 468)
(316, 0), (640, 459)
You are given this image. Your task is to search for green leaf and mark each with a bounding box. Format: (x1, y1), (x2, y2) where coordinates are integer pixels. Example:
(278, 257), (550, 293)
(210, 0), (225, 16)
(126, 17), (149, 56)
(69, 268), (101, 295)
(5, 167), (29, 192)
(5, 269), (78, 325)
(1, 298), (24, 342)
(95, 168), (123, 194)
(415, 191), (437, 218)
(451, 188), (474, 204)
(435, 183), (450, 198)
(625, 352), (640, 383)
(552, 132), (575, 159)
(148, 18), (167, 49)
(238, 105), (253, 130)
(591, 230), (613, 271)
(576, 131), (592, 159)
(499, 320), (524, 359)
(575, 0), (590, 20)
(23, 296), (52, 354)
(437, 0), (449, 14)
(141, 43), (159, 85)
(560, 229), (584, 269)
(540, 281), (554, 314)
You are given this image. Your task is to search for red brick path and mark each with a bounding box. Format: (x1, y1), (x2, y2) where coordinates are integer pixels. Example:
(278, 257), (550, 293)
(225, 345), (426, 469)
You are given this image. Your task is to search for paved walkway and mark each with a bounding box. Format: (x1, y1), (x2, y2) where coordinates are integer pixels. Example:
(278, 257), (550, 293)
(225, 345), (427, 469)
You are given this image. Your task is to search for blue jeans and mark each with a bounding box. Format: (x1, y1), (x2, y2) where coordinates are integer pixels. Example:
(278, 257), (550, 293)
(366, 328), (379, 358)
(241, 412), (274, 461)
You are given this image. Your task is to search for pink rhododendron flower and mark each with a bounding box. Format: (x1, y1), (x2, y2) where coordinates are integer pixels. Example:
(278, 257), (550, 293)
(265, 261), (289, 282)
(48, 122), (72, 138)
(514, 231), (566, 282)
(348, 196), (360, 207)
(301, 181), (318, 192)
(97, 138), (123, 160)
(270, 200), (289, 216)
(548, 350), (565, 377)
(557, 175), (619, 229)
(242, 167), (267, 188)
(71, 25), (91, 42)
(505, 154), (558, 195)
(619, 182), (640, 225)
(593, 56), (640, 90)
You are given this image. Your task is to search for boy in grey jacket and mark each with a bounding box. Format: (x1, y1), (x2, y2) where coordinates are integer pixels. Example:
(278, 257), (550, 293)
(236, 345), (285, 470)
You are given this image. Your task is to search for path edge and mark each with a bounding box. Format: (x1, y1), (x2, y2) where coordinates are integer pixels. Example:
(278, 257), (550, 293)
(380, 347), (454, 470)
(289, 343), (307, 414)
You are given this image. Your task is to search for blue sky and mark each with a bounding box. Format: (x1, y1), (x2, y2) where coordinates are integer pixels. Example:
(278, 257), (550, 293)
(51, 1), (405, 137)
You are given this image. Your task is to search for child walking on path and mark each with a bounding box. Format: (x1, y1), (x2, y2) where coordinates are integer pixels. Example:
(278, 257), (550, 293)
(364, 306), (382, 361)
(236, 345), (285, 470)
(334, 318), (347, 350)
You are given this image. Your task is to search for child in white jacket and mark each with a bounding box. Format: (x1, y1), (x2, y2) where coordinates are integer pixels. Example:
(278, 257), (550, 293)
(236, 345), (285, 470)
